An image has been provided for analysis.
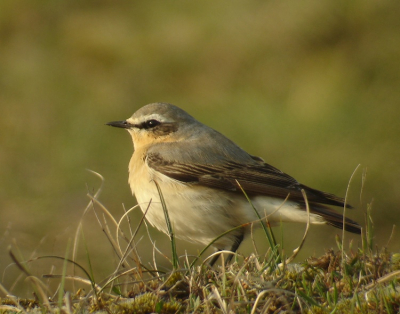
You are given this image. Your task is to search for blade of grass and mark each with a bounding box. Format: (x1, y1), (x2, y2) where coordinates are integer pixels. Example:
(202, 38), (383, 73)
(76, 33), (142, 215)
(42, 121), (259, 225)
(107, 202), (152, 293)
(235, 180), (281, 265)
(154, 181), (179, 269)
(385, 225), (396, 248)
(34, 255), (98, 299)
(250, 290), (270, 314)
(342, 164), (360, 272)
(190, 223), (245, 268)
(143, 219), (171, 275)
(7, 236), (48, 293)
(116, 204), (143, 269)
(0, 282), (24, 312)
(25, 276), (52, 310)
(190, 210), (286, 269)
(114, 203), (150, 275)
(58, 239), (72, 309)
(366, 202), (374, 251)
(80, 229), (96, 297)
(296, 288), (321, 308)
(282, 189), (311, 266)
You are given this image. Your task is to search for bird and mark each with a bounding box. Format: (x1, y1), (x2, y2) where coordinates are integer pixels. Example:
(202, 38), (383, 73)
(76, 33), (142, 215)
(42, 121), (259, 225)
(107, 102), (361, 266)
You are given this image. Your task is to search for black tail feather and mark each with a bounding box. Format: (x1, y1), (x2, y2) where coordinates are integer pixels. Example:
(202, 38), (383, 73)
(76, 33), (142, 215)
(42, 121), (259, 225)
(326, 216), (362, 234)
(310, 204), (361, 234)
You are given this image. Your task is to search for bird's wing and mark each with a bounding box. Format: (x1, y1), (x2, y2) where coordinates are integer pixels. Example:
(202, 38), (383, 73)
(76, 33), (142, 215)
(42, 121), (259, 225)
(146, 152), (351, 208)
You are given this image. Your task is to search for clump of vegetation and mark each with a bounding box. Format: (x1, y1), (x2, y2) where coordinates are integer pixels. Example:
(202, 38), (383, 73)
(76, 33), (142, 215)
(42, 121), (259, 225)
(1, 175), (399, 313)
(2, 247), (400, 313)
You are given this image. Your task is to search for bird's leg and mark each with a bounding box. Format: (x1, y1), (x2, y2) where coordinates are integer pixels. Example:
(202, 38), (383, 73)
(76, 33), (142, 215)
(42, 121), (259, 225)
(208, 231), (244, 267)
(225, 232), (244, 264)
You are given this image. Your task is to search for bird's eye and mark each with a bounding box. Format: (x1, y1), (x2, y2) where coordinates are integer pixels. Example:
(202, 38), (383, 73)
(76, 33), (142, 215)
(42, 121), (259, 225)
(144, 119), (160, 129)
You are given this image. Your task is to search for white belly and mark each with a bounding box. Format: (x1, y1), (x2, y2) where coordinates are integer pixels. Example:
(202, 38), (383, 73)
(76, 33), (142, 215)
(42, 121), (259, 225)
(132, 174), (241, 247)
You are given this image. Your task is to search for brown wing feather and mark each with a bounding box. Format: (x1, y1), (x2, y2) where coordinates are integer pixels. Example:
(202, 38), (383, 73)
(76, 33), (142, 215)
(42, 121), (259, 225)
(147, 153), (352, 208)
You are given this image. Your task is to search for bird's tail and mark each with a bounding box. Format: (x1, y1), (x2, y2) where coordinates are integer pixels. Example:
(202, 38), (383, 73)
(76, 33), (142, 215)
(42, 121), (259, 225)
(310, 205), (362, 234)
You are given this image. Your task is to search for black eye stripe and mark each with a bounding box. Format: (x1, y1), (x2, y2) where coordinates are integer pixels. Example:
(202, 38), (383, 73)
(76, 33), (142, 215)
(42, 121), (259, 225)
(141, 119), (161, 129)
(136, 119), (178, 135)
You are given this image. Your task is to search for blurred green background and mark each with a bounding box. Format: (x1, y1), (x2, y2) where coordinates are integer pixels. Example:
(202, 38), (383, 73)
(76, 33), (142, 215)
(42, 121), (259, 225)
(1, 1), (399, 296)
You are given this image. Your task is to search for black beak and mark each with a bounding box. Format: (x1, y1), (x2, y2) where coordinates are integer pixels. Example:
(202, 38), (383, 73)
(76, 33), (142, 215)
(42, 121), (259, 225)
(106, 120), (133, 129)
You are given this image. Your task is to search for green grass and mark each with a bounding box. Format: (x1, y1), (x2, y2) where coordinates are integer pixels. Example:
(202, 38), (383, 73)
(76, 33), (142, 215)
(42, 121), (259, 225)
(1, 176), (400, 313)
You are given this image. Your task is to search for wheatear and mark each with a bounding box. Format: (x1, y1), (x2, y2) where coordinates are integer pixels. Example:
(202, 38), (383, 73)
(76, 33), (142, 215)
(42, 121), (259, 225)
(107, 103), (360, 265)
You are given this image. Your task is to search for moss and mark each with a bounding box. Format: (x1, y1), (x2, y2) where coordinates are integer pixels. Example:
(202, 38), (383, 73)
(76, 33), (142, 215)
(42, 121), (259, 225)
(116, 292), (181, 314)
